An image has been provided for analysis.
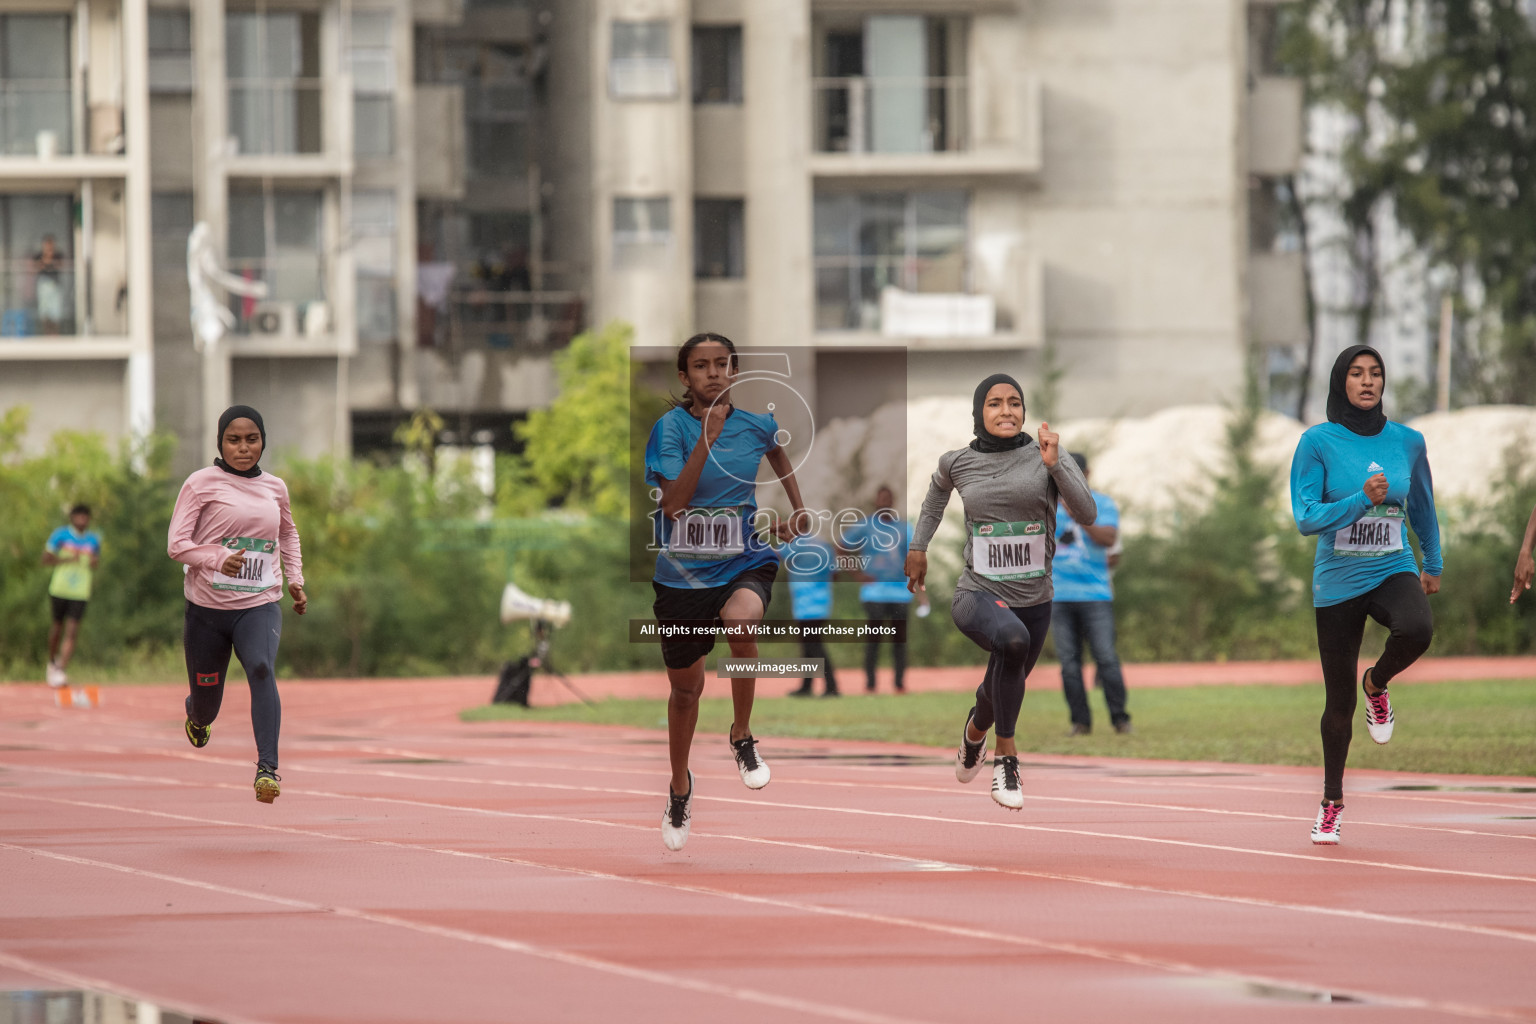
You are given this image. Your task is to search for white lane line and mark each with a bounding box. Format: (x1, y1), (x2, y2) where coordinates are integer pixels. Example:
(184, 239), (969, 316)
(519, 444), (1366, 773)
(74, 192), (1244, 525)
(329, 743), (1536, 843)
(0, 791), (1529, 1024)
(0, 840), (934, 1024)
(9, 755), (1535, 886)
(248, 761), (1536, 884)
(1096, 773), (1536, 812)
(18, 735), (1536, 849)
(0, 949), (268, 1024)
(7, 773), (1536, 951)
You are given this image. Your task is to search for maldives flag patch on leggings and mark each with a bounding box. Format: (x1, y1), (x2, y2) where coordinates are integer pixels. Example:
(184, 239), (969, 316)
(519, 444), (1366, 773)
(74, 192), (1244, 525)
(196, 672), (220, 687)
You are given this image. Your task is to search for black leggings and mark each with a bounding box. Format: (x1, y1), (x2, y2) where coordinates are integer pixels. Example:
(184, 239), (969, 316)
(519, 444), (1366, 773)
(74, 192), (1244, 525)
(1314, 572), (1433, 801)
(950, 590), (1052, 739)
(184, 600), (284, 769)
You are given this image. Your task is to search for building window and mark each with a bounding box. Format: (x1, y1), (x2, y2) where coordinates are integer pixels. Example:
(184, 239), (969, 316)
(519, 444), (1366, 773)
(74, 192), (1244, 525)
(418, 39), (530, 179)
(812, 15), (967, 154)
(0, 193), (74, 336)
(691, 26), (742, 104)
(350, 12), (394, 158)
(610, 21), (676, 100)
(468, 67), (530, 177)
(227, 12), (323, 156)
(614, 197), (671, 267)
(149, 11), (194, 94)
(695, 199), (744, 279)
(0, 15), (72, 157)
(813, 190), (967, 331)
(354, 190), (397, 342)
(227, 187), (325, 334)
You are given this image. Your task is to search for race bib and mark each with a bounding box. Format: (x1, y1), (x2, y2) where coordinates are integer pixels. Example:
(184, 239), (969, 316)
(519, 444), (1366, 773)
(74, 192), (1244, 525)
(210, 536), (280, 592)
(971, 521), (1047, 581)
(668, 507), (745, 561)
(1334, 505), (1405, 558)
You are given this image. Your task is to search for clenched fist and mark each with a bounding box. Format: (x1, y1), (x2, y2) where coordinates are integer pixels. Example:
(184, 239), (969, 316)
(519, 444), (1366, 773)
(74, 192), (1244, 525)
(1038, 422), (1060, 468)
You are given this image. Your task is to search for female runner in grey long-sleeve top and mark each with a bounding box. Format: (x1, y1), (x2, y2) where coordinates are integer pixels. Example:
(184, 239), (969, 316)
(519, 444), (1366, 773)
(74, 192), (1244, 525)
(905, 373), (1097, 809)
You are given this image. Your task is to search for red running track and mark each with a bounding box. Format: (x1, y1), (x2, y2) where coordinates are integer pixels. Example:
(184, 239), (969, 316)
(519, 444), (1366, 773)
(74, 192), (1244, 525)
(1, 679), (1534, 1024)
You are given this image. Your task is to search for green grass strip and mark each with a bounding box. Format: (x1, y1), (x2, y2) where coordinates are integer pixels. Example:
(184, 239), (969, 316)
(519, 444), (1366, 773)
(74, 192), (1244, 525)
(463, 678), (1536, 778)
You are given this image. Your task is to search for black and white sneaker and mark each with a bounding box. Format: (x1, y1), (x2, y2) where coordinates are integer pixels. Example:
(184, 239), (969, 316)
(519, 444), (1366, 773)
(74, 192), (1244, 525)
(662, 770), (694, 851)
(991, 755), (1023, 810)
(731, 734), (771, 789)
(955, 707), (988, 783)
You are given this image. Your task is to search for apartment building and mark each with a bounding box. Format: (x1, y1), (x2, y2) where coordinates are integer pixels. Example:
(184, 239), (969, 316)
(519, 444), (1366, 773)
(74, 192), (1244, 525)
(546, 0), (1305, 428)
(0, 0), (1302, 468)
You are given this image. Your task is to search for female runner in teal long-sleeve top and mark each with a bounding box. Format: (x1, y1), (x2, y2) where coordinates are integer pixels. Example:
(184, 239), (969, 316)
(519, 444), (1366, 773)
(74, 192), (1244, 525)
(1289, 345), (1441, 845)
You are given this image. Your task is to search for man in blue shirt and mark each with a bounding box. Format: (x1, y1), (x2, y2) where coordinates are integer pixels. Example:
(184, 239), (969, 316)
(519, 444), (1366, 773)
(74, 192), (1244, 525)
(1052, 454), (1130, 735)
(777, 528), (840, 697)
(843, 486), (925, 693)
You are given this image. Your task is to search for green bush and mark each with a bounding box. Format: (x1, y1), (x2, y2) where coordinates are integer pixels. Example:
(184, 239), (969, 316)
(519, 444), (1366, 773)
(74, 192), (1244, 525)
(0, 408), (184, 680)
(5, 369), (1536, 681)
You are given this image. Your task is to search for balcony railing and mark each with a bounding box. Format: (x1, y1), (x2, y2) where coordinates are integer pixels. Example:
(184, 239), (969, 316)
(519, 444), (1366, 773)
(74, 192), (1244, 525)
(813, 248), (1041, 346)
(0, 81), (73, 157)
(443, 288), (584, 351)
(815, 255), (971, 332)
(0, 259), (75, 336)
(812, 76), (968, 155)
(228, 80), (325, 156)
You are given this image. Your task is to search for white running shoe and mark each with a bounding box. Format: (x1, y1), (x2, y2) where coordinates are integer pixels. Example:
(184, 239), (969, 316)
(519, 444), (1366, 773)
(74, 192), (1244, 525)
(1363, 673), (1394, 744)
(991, 755), (1023, 810)
(45, 662), (66, 688)
(1311, 800), (1343, 845)
(955, 707), (988, 783)
(730, 734), (771, 789)
(661, 770), (694, 851)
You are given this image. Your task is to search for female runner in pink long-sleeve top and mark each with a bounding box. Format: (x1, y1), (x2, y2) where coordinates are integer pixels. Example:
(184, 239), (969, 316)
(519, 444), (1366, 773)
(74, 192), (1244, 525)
(167, 405), (307, 803)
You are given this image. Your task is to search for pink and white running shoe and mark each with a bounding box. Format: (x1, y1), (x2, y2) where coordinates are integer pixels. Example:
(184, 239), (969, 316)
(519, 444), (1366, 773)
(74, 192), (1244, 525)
(1311, 801), (1343, 845)
(1363, 675), (1394, 745)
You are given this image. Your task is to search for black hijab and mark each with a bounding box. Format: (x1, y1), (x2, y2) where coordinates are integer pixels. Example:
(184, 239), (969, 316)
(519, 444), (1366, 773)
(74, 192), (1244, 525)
(1326, 345), (1388, 437)
(969, 373), (1032, 453)
(215, 404), (266, 478)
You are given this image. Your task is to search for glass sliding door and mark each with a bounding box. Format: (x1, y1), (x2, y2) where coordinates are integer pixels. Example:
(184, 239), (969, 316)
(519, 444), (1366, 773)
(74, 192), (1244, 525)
(813, 190), (967, 331)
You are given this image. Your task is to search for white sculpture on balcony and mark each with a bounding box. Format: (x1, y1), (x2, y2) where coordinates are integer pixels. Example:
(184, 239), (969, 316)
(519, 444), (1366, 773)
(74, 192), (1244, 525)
(187, 221), (268, 351)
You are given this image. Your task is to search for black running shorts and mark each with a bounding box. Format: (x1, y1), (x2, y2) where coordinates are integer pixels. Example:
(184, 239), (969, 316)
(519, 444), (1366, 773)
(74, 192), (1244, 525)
(652, 560), (779, 670)
(50, 597), (88, 623)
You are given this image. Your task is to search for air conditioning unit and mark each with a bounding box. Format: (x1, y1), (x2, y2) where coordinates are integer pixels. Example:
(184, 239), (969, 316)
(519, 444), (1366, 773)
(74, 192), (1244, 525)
(250, 301), (298, 337)
(608, 58), (677, 99)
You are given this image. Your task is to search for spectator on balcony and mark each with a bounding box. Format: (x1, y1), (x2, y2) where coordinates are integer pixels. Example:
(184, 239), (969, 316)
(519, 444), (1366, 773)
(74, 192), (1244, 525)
(33, 236), (65, 335)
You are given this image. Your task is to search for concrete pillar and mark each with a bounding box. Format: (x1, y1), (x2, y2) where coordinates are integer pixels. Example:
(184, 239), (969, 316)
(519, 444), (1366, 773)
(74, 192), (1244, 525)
(742, 0), (814, 423)
(122, 0), (155, 441)
(392, 0), (419, 408)
(193, 0), (231, 444)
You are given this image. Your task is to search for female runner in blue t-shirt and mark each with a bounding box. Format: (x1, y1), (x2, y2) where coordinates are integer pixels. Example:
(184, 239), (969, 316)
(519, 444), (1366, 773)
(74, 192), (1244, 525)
(644, 332), (809, 851)
(1290, 345), (1441, 845)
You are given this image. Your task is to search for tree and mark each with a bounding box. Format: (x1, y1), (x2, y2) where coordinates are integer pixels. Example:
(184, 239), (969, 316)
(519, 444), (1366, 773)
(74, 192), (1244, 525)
(500, 321), (635, 517)
(1382, 0), (1536, 403)
(1283, 0), (1536, 408)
